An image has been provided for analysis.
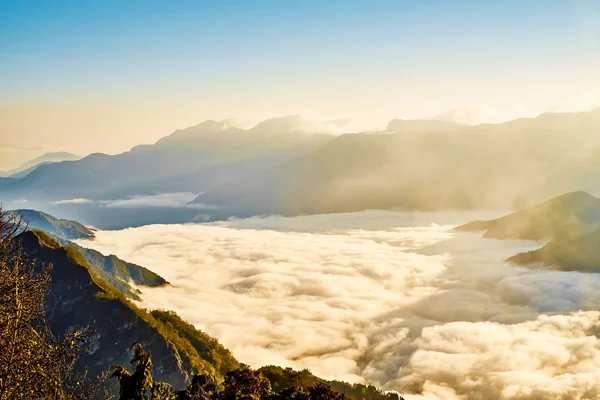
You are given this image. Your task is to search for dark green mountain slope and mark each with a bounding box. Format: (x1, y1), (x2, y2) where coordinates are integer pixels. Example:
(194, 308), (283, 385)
(53, 236), (166, 299)
(508, 229), (600, 273)
(19, 230), (237, 387)
(15, 208), (95, 239)
(261, 366), (401, 400)
(12, 208), (166, 299)
(17, 230), (402, 399)
(456, 191), (600, 240)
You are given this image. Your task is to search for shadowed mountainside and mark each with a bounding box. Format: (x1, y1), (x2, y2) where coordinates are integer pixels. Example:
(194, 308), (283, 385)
(15, 208), (95, 240)
(193, 110), (600, 217)
(16, 229), (401, 399)
(0, 119), (333, 202)
(508, 229), (600, 273)
(457, 191), (600, 273)
(13, 208), (166, 299)
(0, 151), (80, 178)
(456, 191), (600, 240)
(18, 230), (235, 389)
(54, 236), (167, 300)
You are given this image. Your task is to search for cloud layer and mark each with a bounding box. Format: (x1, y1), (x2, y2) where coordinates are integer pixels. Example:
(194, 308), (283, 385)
(77, 210), (600, 399)
(53, 192), (204, 208)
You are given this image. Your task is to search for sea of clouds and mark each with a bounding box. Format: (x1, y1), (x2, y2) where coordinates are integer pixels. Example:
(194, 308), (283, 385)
(76, 210), (600, 400)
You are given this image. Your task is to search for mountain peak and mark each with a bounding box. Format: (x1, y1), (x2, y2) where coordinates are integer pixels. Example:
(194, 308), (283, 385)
(0, 151), (80, 178)
(157, 120), (243, 145)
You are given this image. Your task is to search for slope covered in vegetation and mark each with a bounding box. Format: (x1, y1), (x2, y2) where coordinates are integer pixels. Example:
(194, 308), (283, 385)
(456, 191), (600, 240)
(55, 236), (167, 299)
(15, 229), (402, 399)
(508, 229), (600, 272)
(260, 366), (401, 400)
(20, 230), (235, 387)
(15, 208), (95, 240)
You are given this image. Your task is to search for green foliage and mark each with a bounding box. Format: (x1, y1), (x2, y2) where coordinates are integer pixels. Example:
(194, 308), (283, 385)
(109, 346), (359, 400)
(31, 230), (229, 383)
(260, 366), (401, 400)
(31, 228), (61, 248)
(218, 366), (272, 400)
(54, 236), (167, 300)
(151, 310), (239, 376)
(152, 382), (178, 400)
(0, 210), (95, 399)
(111, 344), (154, 400)
(18, 208), (166, 300)
(131, 308), (220, 380)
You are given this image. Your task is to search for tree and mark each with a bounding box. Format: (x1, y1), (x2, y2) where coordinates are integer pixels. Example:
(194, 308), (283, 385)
(151, 382), (177, 400)
(0, 206), (92, 399)
(307, 383), (347, 400)
(218, 365), (272, 400)
(175, 373), (216, 400)
(109, 344), (356, 400)
(111, 343), (155, 400)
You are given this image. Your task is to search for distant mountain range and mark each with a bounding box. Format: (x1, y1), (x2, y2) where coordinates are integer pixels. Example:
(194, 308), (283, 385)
(193, 110), (600, 216)
(3, 110), (600, 225)
(0, 119), (333, 202)
(459, 191), (600, 273)
(0, 151), (80, 178)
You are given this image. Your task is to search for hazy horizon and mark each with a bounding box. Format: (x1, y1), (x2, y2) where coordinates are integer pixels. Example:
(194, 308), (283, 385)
(2, 0), (599, 167)
(3, 106), (600, 170)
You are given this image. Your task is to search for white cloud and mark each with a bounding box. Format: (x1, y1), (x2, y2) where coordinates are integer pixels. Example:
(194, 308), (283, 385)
(53, 198), (93, 205)
(52, 193), (215, 209)
(76, 210), (600, 399)
(249, 113), (379, 136)
(103, 192), (200, 208)
(429, 106), (487, 125)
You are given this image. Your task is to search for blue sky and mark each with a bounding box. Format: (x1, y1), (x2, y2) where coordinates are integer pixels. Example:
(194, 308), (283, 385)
(0, 0), (599, 159)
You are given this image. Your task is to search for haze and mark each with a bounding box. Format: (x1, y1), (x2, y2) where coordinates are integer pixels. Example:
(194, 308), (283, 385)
(1, 0), (599, 167)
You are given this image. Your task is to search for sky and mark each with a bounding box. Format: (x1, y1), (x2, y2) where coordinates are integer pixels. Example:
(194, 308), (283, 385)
(1, 0), (599, 165)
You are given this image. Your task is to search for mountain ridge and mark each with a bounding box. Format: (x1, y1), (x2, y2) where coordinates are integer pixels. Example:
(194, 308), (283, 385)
(0, 151), (80, 178)
(456, 191), (600, 240)
(507, 229), (600, 272)
(13, 208), (167, 299)
(15, 208), (95, 240)
(192, 110), (600, 217)
(0, 121), (334, 202)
